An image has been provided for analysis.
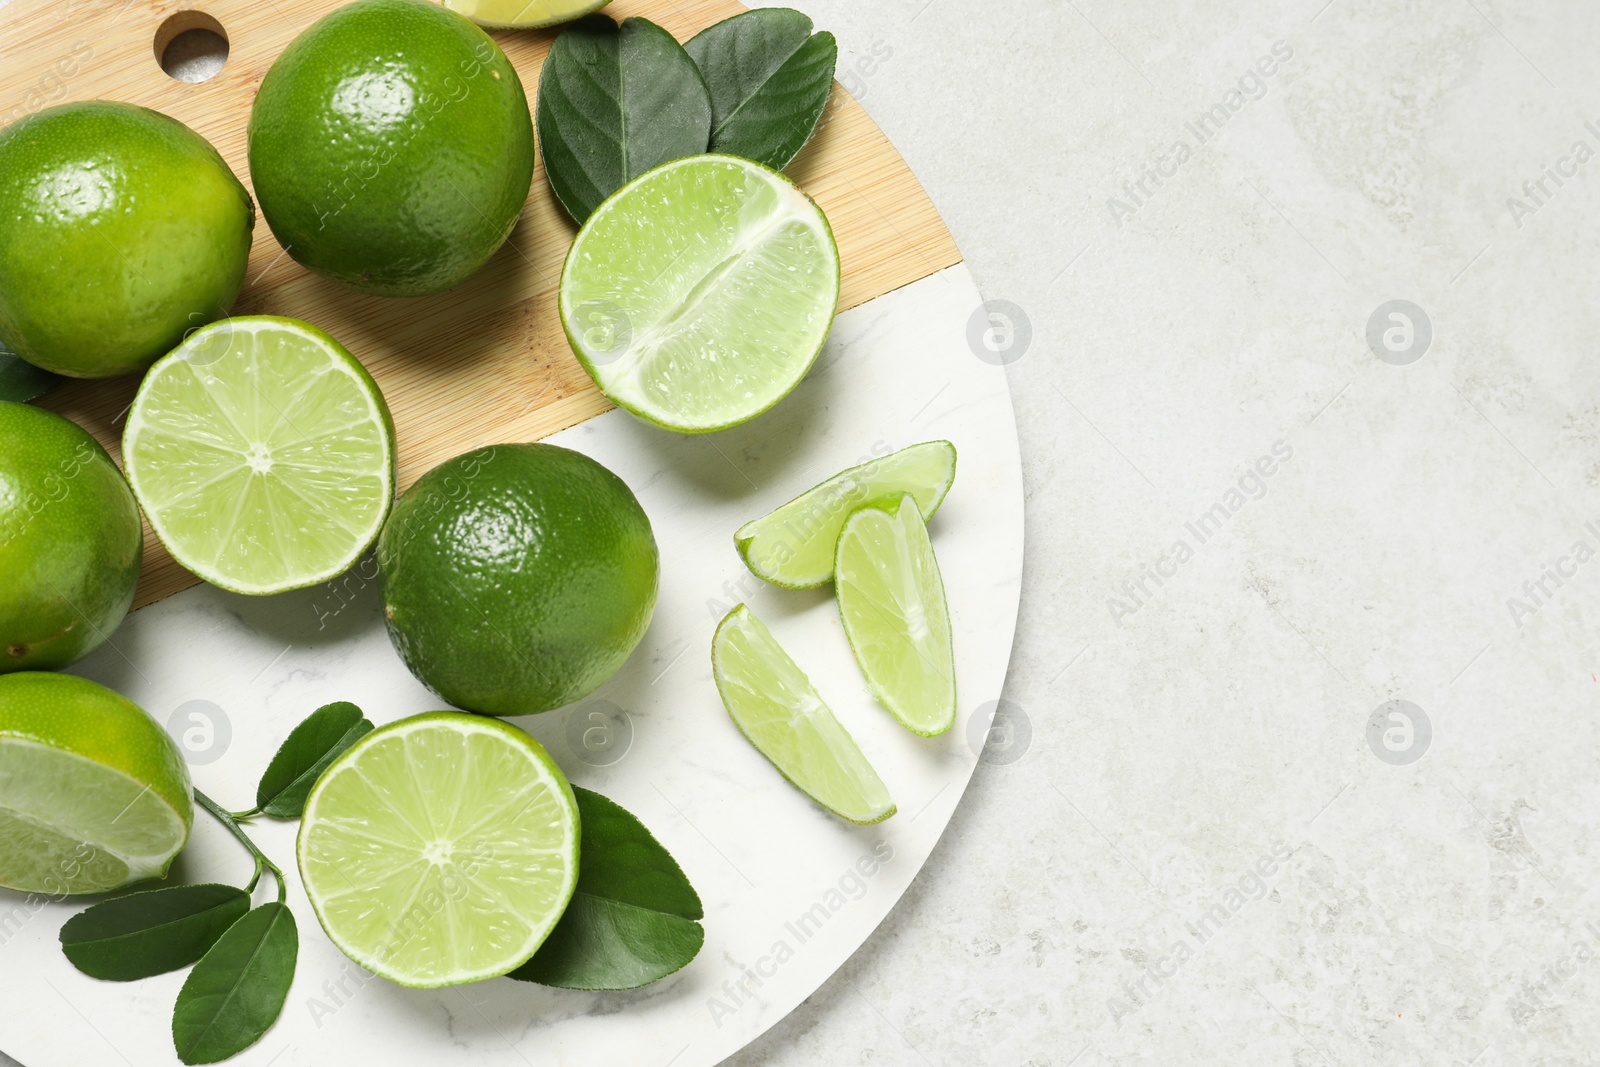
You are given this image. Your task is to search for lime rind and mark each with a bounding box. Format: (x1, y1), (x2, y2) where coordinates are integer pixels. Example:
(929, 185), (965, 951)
(735, 440), (957, 589)
(560, 154), (841, 434)
(123, 316), (396, 596)
(443, 0), (606, 28)
(0, 738), (190, 894)
(712, 605), (895, 825)
(297, 712), (580, 989)
(835, 494), (956, 737)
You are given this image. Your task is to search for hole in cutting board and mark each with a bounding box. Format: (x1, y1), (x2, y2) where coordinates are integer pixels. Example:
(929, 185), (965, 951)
(154, 11), (228, 83)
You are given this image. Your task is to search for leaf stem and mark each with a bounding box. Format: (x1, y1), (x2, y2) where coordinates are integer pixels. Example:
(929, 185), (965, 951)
(195, 789), (287, 904)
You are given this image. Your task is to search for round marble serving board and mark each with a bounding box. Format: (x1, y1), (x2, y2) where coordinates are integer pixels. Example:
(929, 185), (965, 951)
(0, 1), (1024, 1065)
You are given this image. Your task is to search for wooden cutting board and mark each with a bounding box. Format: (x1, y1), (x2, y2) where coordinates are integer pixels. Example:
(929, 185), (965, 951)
(0, 0), (961, 608)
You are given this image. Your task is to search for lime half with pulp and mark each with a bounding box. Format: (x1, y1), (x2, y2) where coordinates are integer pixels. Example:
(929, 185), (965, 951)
(736, 440), (956, 588)
(298, 712), (580, 987)
(561, 154), (840, 433)
(836, 494), (956, 736)
(712, 605), (894, 824)
(123, 316), (395, 595)
(0, 673), (192, 895)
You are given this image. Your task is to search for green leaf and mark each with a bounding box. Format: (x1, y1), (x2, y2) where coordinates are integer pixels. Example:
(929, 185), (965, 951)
(510, 786), (704, 990)
(172, 902), (297, 1065)
(255, 701), (373, 818)
(0, 338), (62, 403)
(686, 9), (837, 170)
(59, 884), (251, 982)
(537, 14), (713, 223)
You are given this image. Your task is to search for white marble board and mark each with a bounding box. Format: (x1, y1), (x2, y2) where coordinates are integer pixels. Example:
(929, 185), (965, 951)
(0, 263), (1023, 1067)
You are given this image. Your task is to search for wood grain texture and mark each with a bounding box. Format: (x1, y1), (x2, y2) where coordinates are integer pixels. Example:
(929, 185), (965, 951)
(0, 0), (962, 608)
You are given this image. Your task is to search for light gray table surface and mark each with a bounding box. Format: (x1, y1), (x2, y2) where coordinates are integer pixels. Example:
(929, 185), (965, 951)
(725, 1), (1600, 1064)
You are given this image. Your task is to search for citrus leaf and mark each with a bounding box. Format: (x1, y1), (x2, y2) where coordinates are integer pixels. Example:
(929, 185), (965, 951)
(686, 9), (837, 170)
(172, 902), (297, 1065)
(255, 701), (372, 818)
(509, 786), (703, 990)
(516, 895), (705, 991)
(537, 14), (712, 223)
(0, 340), (61, 403)
(59, 884), (250, 982)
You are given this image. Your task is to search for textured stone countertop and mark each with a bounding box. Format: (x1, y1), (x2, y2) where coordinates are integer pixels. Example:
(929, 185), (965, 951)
(727, 1), (1600, 1064)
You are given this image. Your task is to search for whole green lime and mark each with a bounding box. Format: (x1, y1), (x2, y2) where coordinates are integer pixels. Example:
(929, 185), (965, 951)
(248, 0), (535, 297)
(1, 402), (142, 672)
(0, 101), (254, 378)
(0, 672), (192, 894)
(377, 443), (658, 716)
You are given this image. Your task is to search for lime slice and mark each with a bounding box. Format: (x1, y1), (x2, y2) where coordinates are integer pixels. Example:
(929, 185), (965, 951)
(123, 316), (396, 595)
(736, 440), (957, 588)
(0, 673), (192, 895)
(297, 712), (580, 988)
(560, 154), (840, 433)
(712, 605), (894, 824)
(440, 0), (605, 28)
(836, 495), (956, 736)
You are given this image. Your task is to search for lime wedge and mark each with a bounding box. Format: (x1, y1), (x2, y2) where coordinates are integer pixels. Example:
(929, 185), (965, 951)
(836, 495), (956, 736)
(560, 154), (840, 433)
(712, 605), (894, 824)
(0, 673), (192, 895)
(123, 316), (395, 595)
(297, 712), (579, 988)
(441, 0), (605, 28)
(736, 440), (957, 588)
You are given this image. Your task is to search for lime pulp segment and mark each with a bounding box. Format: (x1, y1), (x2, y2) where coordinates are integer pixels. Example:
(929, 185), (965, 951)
(443, 0), (606, 27)
(712, 605), (895, 824)
(835, 494), (956, 736)
(0, 739), (189, 894)
(297, 713), (580, 988)
(122, 317), (395, 595)
(736, 440), (957, 588)
(560, 154), (840, 433)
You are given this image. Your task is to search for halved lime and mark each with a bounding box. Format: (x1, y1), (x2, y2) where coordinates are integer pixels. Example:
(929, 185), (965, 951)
(712, 605), (894, 824)
(736, 440), (957, 588)
(0, 673), (192, 895)
(560, 154), (840, 433)
(836, 495), (956, 736)
(122, 317), (395, 595)
(441, 0), (605, 28)
(297, 712), (580, 988)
